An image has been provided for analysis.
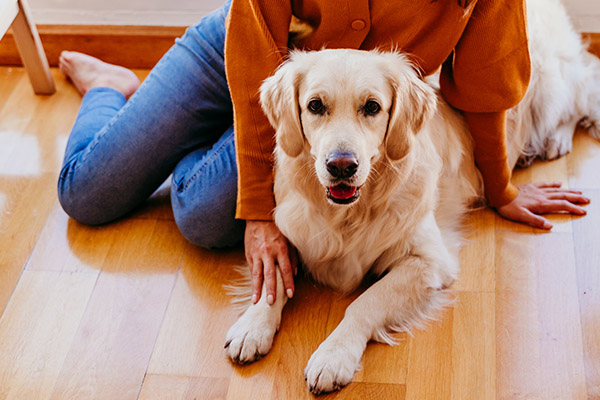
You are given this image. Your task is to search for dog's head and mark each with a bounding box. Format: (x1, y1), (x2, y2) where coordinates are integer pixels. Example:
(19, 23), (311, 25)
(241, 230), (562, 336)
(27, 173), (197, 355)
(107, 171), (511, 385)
(260, 49), (436, 206)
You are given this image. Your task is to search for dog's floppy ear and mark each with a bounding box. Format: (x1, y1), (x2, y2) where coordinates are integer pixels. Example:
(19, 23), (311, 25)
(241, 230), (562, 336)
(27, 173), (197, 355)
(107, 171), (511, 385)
(384, 54), (437, 161)
(260, 61), (305, 158)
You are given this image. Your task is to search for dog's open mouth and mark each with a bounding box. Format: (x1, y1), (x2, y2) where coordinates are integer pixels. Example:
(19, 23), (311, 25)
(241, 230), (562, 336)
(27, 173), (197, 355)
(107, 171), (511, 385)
(327, 184), (360, 205)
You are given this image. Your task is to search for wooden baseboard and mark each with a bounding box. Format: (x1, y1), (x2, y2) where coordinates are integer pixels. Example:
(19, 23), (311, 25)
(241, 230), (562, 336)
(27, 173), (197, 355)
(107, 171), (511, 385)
(0, 25), (186, 69)
(0, 26), (599, 70)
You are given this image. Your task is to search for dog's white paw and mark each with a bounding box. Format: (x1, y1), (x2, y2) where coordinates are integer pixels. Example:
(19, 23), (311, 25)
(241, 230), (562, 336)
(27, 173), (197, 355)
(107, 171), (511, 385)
(580, 116), (600, 139)
(304, 339), (363, 394)
(541, 134), (572, 161)
(225, 307), (279, 364)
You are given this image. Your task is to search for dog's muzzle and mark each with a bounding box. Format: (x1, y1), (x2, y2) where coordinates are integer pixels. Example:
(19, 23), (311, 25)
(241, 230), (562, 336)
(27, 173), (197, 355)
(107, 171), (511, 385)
(325, 151), (360, 205)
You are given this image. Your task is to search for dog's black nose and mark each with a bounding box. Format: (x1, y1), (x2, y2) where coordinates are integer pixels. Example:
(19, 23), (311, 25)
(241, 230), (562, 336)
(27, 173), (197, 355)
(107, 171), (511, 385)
(326, 152), (359, 178)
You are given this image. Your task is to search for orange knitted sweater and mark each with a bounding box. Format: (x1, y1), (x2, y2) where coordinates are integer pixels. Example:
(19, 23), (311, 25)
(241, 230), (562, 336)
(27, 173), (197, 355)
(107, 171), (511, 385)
(225, 0), (531, 220)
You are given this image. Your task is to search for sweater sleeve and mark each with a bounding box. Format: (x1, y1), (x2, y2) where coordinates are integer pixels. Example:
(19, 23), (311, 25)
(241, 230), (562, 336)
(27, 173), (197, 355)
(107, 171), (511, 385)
(439, 0), (531, 207)
(225, 0), (292, 220)
(464, 111), (519, 206)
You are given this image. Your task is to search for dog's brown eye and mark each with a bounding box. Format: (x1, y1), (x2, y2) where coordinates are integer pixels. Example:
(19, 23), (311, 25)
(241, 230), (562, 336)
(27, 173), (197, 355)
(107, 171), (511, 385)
(308, 99), (326, 115)
(364, 100), (381, 116)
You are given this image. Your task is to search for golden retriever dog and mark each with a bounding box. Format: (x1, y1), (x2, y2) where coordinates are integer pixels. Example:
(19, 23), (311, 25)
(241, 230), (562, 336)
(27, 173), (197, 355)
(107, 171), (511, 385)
(225, 0), (600, 394)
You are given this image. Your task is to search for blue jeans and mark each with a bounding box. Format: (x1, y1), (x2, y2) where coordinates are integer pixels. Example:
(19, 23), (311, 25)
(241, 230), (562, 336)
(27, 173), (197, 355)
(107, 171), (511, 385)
(57, 1), (244, 248)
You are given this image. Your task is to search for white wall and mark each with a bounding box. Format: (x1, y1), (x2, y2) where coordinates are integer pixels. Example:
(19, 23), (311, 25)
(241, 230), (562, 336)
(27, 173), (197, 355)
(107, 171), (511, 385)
(565, 0), (600, 32)
(27, 0), (600, 32)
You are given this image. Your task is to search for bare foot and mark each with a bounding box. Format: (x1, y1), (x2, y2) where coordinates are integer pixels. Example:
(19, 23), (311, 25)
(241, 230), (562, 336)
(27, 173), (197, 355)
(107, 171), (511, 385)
(59, 51), (141, 98)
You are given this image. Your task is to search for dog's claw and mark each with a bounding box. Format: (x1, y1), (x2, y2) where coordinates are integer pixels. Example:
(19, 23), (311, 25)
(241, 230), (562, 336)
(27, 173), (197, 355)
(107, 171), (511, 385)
(308, 372), (322, 394)
(224, 340), (231, 349)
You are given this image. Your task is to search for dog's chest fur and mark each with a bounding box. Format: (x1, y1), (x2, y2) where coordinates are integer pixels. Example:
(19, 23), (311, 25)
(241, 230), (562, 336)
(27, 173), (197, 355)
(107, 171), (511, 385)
(274, 154), (436, 293)
(277, 201), (416, 292)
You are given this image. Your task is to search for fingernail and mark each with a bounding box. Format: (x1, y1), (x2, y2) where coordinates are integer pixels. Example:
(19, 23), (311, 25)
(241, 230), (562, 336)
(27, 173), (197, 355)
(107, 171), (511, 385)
(579, 209), (587, 215)
(286, 288), (294, 298)
(544, 221), (553, 229)
(252, 294), (257, 304)
(267, 294), (274, 305)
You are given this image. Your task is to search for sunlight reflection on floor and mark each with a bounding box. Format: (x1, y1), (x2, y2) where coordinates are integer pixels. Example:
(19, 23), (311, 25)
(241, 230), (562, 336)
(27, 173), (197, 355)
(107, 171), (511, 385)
(0, 130), (40, 176)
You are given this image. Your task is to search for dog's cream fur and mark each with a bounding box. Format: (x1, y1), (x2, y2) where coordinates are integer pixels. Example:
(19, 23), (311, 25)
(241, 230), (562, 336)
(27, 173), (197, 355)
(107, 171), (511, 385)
(225, 0), (600, 394)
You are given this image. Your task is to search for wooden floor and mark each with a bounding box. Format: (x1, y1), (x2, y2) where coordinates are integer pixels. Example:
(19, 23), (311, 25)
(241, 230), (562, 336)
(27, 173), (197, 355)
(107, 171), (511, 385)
(0, 66), (599, 400)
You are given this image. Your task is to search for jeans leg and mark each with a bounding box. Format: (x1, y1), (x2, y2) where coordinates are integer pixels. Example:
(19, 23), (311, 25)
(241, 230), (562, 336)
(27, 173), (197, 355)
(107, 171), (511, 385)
(171, 127), (244, 248)
(58, 1), (233, 226)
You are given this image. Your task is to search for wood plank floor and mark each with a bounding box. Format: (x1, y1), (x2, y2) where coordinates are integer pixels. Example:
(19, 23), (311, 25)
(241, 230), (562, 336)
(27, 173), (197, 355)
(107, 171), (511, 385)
(0, 66), (599, 400)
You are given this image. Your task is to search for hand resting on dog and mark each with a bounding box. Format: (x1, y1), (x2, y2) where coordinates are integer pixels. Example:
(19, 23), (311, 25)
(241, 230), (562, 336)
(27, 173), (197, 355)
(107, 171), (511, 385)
(244, 220), (297, 305)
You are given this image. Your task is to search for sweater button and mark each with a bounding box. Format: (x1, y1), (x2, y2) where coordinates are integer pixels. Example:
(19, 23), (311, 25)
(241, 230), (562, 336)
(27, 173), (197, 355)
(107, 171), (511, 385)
(351, 19), (366, 31)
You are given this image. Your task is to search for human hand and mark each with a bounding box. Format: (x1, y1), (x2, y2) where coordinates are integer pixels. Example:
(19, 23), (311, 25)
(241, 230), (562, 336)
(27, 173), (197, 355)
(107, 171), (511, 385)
(496, 181), (590, 230)
(244, 220), (297, 305)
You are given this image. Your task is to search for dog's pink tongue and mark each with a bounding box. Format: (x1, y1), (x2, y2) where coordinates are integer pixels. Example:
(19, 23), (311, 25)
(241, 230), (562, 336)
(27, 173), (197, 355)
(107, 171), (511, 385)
(329, 184), (357, 199)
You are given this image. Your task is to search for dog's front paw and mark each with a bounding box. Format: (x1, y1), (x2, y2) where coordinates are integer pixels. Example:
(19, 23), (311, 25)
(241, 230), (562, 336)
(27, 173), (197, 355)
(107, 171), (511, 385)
(541, 134), (572, 161)
(304, 339), (362, 394)
(225, 307), (279, 364)
(580, 116), (600, 139)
